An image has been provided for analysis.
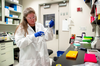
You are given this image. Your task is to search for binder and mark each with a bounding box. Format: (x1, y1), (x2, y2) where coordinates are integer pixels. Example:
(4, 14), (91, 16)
(84, 53), (97, 63)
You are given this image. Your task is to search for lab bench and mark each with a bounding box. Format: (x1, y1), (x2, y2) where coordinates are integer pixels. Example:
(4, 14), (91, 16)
(52, 44), (100, 66)
(0, 41), (15, 66)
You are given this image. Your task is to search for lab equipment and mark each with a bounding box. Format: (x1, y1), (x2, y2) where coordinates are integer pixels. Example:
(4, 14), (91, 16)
(82, 39), (91, 43)
(81, 32), (86, 38)
(38, 19), (54, 37)
(66, 51), (78, 59)
(0, 32), (4, 41)
(49, 19), (54, 28)
(72, 64), (85, 66)
(74, 43), (81, 46)
(85, 62), (99, 66)
(79, 47), (87, 51)
(56, 64), (62, 66)
(84, 36), (92, 40)
(87, 49), (99, 56)
(34, 31), (45, 37)
(0, 32), (8, 41)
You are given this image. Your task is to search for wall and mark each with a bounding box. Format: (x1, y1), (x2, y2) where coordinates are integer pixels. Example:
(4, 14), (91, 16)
(19, 0), (23, 5)
(0, 25), (17, 32)
(70, 0), (94, 36)
(22, 0), (67, 22)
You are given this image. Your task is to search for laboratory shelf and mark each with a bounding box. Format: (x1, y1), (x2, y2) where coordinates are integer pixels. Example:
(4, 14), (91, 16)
(5, 0), (22, 6)
(0, 23), (18, 26)
(10, 10), (21, 14)
(5, 16), (21, 20)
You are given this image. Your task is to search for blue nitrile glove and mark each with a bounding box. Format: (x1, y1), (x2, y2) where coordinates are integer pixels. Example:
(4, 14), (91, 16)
(34, 31), (45, 37)
(49, 20), (54, 28)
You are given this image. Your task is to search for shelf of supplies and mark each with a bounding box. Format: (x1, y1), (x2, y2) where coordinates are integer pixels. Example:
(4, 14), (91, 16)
(91, 19), (100, 25)
(0, 23), (18, 26)
(0, 6), (2, 8)
(5, 16), (21, 20)
(5, 0), (22, 6)
(10, 10), (21, 14)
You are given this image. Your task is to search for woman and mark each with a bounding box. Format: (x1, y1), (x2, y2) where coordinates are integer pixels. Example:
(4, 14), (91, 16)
(15, 7), (54, 66)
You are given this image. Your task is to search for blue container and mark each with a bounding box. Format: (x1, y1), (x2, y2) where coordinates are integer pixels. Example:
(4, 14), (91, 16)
(6, 22), (8, 24)
(5, 17), (8, 24)
(10, 4), (17, 11)
(5, 17), (8, 22)
(5, 6), (9, 9)
(57, 51), (65, 57)
(9, 14), (13, 17)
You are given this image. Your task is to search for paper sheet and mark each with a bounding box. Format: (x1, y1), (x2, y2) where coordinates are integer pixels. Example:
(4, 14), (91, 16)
(45, 20), (50, 26)
(62, 19), (69, 31)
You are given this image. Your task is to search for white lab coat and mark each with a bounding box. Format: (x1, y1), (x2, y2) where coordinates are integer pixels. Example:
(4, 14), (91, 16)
(15, 22), (53, 66)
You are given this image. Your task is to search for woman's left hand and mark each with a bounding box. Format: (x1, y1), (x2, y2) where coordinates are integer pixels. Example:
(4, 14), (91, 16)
(49, 20), (54, 28)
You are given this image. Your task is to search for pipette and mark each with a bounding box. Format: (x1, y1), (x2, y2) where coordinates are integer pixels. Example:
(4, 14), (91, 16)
(41, 25), (50, 37)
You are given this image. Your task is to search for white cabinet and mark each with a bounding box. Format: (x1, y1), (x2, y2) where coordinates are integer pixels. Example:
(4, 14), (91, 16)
(0, 42), (14, 66)
(0, 0), (23, 25)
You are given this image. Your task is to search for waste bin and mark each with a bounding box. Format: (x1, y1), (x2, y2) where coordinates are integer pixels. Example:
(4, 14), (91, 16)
(57, 51), (65, 57)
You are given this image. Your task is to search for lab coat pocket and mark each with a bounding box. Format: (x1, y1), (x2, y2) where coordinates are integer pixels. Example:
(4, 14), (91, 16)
(41, 55), (50, 66)
(20, 60), (33, 66)
(20, 59), (41, 66)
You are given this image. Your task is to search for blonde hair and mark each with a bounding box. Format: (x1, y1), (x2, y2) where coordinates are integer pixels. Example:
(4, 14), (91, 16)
(15, 7), (37, 36)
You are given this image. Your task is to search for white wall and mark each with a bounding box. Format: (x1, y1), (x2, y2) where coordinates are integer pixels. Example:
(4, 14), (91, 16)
(0, 25), (17, 32)
(19, 0), (23, 5)
(70, 0), (94, 36)
(22, 0), (67, 22)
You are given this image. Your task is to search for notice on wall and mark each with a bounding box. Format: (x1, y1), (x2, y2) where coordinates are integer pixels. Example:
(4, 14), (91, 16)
(62, 19), (69, 31)
(45, 20), (50, 26)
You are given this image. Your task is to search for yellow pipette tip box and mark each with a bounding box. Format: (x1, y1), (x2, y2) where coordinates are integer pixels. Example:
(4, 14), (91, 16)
(56, 64), (62, 66)
(66, 51), (78, 59)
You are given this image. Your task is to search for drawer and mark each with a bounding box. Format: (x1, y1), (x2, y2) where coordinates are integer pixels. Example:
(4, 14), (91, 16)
(0, 47), (13, 53)
(0, 50), (13, 62)
(0, 57), (14, 66)
(0, 42), (13, 49)
(0, 43), (5, 49)
(5, 42), (13, 47)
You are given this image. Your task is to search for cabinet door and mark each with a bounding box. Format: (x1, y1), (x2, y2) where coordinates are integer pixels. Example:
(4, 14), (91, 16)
(0, 0), (2, 21)
(0, 43), (5, 49)
(0, 49), (13, 62)
(0, 42), (13, 53)
(0, 57), (14, 66)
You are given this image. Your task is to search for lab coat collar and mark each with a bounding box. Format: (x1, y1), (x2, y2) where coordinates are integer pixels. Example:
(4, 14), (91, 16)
(27, 22), (38, 33)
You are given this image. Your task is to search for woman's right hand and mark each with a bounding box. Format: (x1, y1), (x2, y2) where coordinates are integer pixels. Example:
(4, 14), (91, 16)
(34, 31), (45, 37)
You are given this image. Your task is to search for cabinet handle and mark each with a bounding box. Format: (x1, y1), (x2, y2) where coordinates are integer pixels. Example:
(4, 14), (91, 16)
(1, 53), (6, 55)
(1, 48), (5, 50)
(2, 60), (6, 62)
